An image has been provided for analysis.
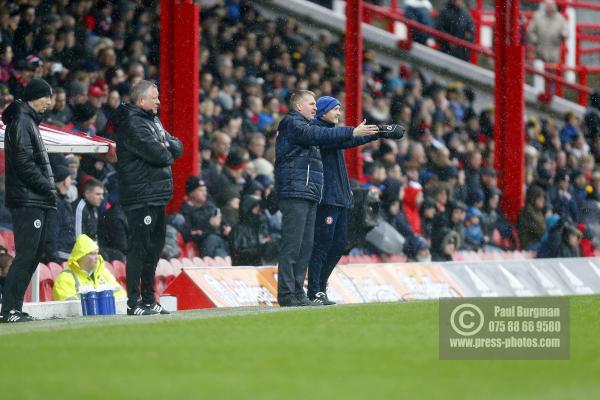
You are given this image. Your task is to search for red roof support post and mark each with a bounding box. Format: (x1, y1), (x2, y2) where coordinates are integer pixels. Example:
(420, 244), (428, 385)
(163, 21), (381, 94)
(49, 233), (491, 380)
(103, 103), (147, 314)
(344, 0), (364, 182)
(494, 0), (525, 224)
(161, 0), (200, 214)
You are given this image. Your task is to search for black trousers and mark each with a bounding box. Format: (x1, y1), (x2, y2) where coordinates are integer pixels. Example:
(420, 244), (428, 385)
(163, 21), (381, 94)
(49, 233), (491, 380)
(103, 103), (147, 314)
(307, 205), (348, 297)
(1, 207), (49, 313)
(124, 205), (166, 308)
(277, 198), (317, 301)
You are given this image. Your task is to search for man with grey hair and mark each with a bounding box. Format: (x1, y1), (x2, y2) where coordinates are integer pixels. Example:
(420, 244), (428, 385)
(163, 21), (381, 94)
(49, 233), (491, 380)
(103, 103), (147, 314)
(113, 80), (183, 316)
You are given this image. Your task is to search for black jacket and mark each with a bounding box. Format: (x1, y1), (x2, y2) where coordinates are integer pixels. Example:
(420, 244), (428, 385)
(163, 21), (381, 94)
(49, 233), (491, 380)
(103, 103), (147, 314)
(229, 195), (278, 266)
(312, 117), (376, 208)
(2, 100), (56, 209)
(275, 111), (353, 203)
(74, 198), (98, 241)
(113, 103), (183, 207)
(98, 203), (128, 260)
(44, 192), (75, 262)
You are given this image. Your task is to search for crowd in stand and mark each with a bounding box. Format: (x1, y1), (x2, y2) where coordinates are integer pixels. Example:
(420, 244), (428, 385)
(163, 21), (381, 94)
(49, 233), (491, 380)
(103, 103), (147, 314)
(0, 0), (598, 271)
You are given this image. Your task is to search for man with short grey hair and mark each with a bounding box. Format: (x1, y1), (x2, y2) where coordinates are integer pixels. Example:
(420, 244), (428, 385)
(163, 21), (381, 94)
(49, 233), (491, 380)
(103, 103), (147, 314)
(114, 80), (183, 316)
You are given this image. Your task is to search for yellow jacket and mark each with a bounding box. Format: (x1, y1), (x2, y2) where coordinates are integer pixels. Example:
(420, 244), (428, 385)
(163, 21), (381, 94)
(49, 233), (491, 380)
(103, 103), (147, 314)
(53, 234), (126, 301)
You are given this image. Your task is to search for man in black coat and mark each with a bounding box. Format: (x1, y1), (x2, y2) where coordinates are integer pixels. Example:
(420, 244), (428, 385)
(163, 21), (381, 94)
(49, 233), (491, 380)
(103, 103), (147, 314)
(306, 96), (380, 305)
(44, 164), (76, 263)
(73, 177), (104, 241)
(436, 0), (474, 61)
(230, 195), (278, 266)
(114, 80), (183, 316)
(1, 78), (54, 323)
(274, 90), (379, 306)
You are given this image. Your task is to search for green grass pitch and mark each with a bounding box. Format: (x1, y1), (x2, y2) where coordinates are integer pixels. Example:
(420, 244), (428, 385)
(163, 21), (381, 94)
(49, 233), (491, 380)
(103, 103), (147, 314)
(1, 296), (599, 399)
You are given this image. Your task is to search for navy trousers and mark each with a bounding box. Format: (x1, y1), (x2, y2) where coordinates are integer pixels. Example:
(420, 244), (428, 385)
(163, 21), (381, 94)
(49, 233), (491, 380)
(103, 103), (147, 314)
(307, 205), (348, 298)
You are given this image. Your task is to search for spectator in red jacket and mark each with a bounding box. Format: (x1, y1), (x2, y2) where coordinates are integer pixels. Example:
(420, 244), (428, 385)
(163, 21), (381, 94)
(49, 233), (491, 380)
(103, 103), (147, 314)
(403, 181), (424, 235)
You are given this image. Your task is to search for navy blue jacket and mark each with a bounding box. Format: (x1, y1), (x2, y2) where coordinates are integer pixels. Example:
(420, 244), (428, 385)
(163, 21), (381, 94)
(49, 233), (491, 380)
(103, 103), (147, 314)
(275, 111), (353, 203)
(312, 117), (377, 208)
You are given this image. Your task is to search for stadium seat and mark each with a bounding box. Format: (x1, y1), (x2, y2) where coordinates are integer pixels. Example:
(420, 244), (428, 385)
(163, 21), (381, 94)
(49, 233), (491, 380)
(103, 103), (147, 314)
(214, 256), (231, 266)
(0, 230), (15, 255)
(104, 261), (115, 276)
(47, 262), (64, 281)
(155, 259), (177, 295)
(169, 258), (184, 272)
(192, 256), (207, 267)
(111, 260), (127, 289)
(182, 241), (200, 259)
(203, 257), (216, 266)
(181, 257), (195, 269)
(38, 264), (54, 302)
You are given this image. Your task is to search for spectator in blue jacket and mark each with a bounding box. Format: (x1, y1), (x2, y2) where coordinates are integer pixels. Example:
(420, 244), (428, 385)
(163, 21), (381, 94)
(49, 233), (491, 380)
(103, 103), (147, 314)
(274, 90), (378, 307)
(307, 96), (379, 305)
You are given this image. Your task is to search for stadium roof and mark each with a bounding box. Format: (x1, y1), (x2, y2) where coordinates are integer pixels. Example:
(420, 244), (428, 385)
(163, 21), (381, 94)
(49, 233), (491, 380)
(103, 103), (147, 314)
(0, 123), (112, 154)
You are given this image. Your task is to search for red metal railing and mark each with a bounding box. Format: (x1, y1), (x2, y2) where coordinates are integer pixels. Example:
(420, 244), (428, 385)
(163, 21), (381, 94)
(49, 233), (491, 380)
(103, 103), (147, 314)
(361, 2), (591, 105)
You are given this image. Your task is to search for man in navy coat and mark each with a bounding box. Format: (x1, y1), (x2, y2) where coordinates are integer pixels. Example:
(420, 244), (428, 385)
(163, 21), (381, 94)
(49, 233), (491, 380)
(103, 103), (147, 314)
(307, 96), (380, 305)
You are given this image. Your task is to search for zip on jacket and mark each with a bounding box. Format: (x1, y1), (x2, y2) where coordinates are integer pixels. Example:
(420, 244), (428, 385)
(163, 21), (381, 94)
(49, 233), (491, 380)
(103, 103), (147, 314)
(306, 164), (310, 186)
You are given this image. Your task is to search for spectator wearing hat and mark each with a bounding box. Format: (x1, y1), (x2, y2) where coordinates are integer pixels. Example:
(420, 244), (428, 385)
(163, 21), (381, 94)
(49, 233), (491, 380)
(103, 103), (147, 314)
(87, 85), (108, 132)
(433, 200), (467, 249)
(464, 206), (485, 250)
(307, 95), (381, 304)
(180, 176), (213, 242)
(52, 234), (126, 301)
(44, 164), (76, 263)
(431, 227), (460, 261)
(537, 214), (565, 258)
(70, 102), (97, 136)
(1, 78), (54, 322)
(402, 180), (424, 236)
(403, 235), (431, 262)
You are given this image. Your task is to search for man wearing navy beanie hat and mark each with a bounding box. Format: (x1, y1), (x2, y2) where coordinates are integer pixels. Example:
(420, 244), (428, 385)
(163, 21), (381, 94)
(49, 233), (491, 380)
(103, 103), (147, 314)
(1, 78), (55, 322)
(306, 96), (384, 305)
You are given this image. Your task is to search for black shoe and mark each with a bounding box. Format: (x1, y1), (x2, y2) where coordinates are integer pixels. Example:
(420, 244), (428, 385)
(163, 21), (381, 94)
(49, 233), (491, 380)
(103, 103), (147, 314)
(296, 294), (323, 307)
(278, 295), (301, 307)
(311, 292), (336, 306)
(127, 304), (159, 316)
(0, 310), (35, 323)
(145, 303), (170, 314)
